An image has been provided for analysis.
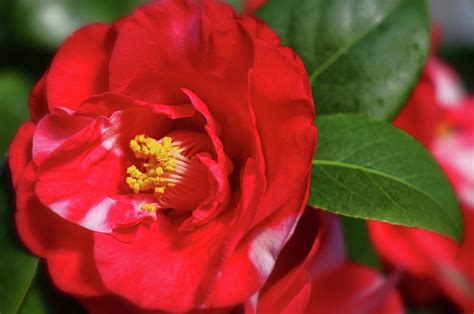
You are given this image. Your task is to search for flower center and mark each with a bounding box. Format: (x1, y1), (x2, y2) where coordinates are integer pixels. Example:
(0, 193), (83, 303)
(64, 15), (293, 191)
(126, 133), (210, 213)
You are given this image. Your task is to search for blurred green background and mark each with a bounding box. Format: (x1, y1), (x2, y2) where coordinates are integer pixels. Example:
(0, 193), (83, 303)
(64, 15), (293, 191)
(0, 0), (472, 313)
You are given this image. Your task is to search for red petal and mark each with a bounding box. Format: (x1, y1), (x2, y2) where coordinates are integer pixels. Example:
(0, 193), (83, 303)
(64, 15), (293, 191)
(368, 221), (474, 307)
(77, 92), (196, 119)
(256, 211), (402, 313)
(256, 209), (346, 312)
(15, 164), (106, 296)
(179, 89), (232, 229)
(209, 176), (309, 308)
(393, 56), (464, 147)
(9, 121), (35, 187)
(33, 109), (93, 166)
(29, 72), (49, 122)
(81, 295), (232, 314)
(94, 156), (303, 311)
(305, 263), (403, 314)
(109, 0), (263, 170)
(368, 221), (459, 277)
(109, 0), (250, 105)
(35, 107), (177, 232)
(47, 24), (116, 112)
(247, 19), (317, 226)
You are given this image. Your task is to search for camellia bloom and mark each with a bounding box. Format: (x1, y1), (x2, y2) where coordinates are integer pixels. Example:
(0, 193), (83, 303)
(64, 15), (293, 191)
(9, 0), (317, 311)
(368, 41), (474, 311)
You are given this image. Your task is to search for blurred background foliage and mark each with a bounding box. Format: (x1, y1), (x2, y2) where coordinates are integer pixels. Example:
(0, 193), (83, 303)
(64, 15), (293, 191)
(0, 0), (472, 313)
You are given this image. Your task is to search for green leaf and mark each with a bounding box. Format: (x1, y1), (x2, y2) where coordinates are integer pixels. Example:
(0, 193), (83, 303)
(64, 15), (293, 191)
(16, 263), (85, 314)
(0, 169), (39, 314)
(257, 0), (430, 120)
(340, 216), (380, 269)
(310, 114), (463, 241)
(17, 275), (49, 314)
(0, 71), (32, 161)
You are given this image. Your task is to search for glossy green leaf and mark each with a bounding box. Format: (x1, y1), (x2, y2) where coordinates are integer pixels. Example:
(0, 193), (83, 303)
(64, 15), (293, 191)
(0, 71), (31, 161)
(0, 169), (39, 314)
(14, 263), (86, 314)
(310, 114), (463, 241)
(257, 0), (430, 120)
(17, 276), (49, 314)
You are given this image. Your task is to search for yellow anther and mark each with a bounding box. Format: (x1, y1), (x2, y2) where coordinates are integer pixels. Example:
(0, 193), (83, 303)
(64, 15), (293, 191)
(154, 187), (165, 194)
(126, 134), (181, 211)
(140, 204), (157, 212)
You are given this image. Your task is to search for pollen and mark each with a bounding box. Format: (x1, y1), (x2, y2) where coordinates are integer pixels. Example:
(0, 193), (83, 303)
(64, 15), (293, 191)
(126, 134), (182, 211)
(140, 203), (158, 212)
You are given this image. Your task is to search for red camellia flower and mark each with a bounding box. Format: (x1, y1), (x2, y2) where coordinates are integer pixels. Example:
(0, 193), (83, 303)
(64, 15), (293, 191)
(9, 0), (317, 311)
(368, 37), (474, 311)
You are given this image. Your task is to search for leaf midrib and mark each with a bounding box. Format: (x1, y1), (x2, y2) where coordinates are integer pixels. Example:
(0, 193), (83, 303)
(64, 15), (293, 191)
(16, 260), (39, 313)
(312, 159), (458, 232)
(309, 0), (405, 83)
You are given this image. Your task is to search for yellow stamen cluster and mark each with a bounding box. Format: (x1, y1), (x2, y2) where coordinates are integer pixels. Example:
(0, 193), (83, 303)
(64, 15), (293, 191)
(126, 134), (180, 212)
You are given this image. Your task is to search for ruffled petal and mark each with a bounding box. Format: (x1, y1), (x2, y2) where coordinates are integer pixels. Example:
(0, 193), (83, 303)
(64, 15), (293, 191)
(76, 92), (196, 119)
(109, 0), (263, 169)
(304, 263), (403, 314)
(246, 17), (317, 225)
(35, 107), (178, 232)
(47, 24), (116, 112)
(255, 209), (402, 314)
(33, 109), (93, 166)
(29, 72), (49, 122)
(81, 295), (231, 314)
(179, 89), (232, 229)
(208, 176), (309, 308)
(255, 209), (345, 312)
(94, 158), (266, 311)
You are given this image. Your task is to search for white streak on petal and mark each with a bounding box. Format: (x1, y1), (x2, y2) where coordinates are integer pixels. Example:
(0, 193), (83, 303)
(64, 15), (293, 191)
(244, 291), (259, 314)
(431, 59), (465, 107)
(100, 125), (122, 156)
(453, 148), (474, 181)
(102, 137), (115, 150)
(460, 187), (474, 208)
(80, 198), (116, 232)
(249, 216), (297, 280)
(49, 199), (72, 218)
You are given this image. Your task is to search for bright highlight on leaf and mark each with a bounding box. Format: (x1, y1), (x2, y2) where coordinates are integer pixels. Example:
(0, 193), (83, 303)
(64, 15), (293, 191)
(310, 114), (463, 241)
